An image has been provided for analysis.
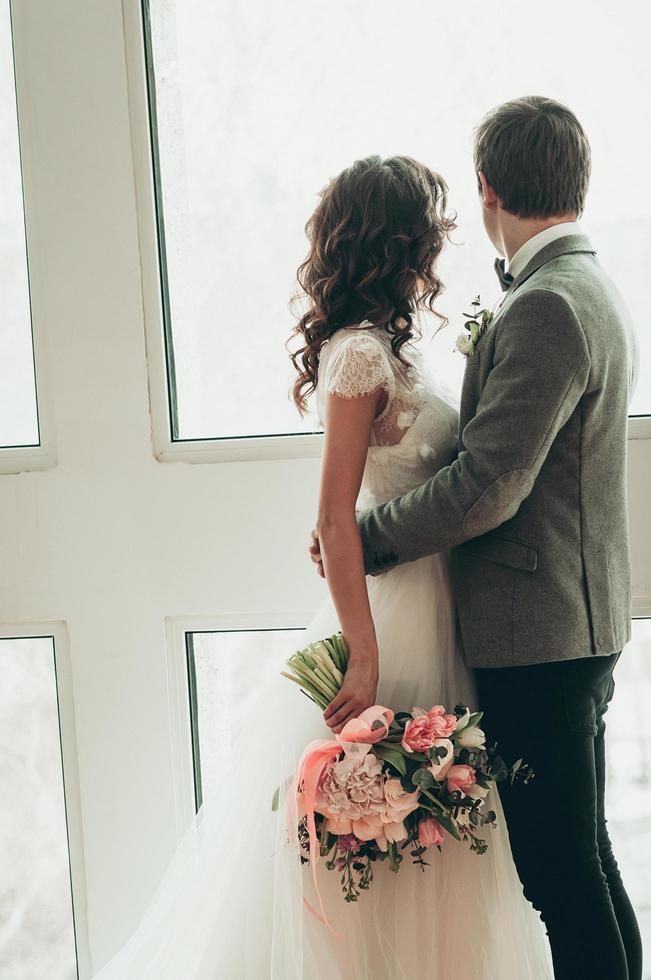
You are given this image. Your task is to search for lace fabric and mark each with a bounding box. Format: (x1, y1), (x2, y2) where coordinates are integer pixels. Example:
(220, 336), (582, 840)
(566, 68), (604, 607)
(317, 322), (433, 448)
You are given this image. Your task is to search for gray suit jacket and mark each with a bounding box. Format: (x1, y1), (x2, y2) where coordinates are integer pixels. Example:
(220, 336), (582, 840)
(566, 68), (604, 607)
(357, 234), (637, 667)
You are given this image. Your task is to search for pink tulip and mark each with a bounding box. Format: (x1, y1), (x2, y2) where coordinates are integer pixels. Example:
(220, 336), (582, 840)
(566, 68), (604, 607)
(418, 817), (444, 848)
(446, 764), (476, 796)
(402, 706), (457, 753)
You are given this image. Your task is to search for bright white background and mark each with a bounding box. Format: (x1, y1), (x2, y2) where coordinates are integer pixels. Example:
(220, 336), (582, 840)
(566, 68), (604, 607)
(0, 1), (649, 978)
(0, 637), (77, 980)
(0, 0), (37, 447)
(150, 0), (651, 440)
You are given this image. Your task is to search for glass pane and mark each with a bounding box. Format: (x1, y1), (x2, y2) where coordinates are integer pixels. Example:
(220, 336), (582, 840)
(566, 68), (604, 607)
(606, 618), (651, 969)
(187, 629), (304, 809)
(0, 7), (38, 447)
(0, 637), (77, 979)
(144, 0), (650, 440)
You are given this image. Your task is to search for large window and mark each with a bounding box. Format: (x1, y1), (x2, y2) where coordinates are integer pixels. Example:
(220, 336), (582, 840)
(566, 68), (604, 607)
(0, 637), (78, 979)
(0, 2), (38, 448)
(143, 0), (650, 444)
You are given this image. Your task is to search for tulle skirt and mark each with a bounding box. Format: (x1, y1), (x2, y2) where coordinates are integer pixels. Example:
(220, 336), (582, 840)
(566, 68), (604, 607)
(92, 552), (553, 979)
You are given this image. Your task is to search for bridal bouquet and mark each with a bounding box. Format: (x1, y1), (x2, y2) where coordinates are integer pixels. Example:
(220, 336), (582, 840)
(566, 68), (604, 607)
(275, 633), (532, 911)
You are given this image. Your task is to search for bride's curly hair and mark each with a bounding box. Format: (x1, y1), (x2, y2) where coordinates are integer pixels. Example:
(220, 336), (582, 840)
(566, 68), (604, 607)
(289, 155), (456, 414)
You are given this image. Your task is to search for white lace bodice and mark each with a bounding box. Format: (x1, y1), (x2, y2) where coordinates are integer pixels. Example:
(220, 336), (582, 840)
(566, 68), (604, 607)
(315, 322), (459, 508)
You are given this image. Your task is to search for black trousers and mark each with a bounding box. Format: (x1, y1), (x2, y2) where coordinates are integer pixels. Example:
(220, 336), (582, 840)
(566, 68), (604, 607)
(476, 653), (643, 980)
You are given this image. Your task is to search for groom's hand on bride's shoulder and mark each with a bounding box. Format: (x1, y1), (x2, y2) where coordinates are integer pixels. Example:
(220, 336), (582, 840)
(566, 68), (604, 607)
(308, 529), (325, 578)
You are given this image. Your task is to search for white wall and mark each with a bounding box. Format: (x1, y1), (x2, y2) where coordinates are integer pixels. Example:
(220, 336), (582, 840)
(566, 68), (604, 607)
(0, 1), (649, 975)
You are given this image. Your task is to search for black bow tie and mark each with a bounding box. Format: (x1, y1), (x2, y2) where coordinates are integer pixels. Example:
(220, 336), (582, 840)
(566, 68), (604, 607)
(494, 257), (514, 292)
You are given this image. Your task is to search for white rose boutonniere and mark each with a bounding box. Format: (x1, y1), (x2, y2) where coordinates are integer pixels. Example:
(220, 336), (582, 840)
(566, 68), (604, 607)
(454, 295), (494, 358)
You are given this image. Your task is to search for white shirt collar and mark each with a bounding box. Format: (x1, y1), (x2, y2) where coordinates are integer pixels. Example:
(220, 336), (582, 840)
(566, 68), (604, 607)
(506, 220), (582, 280)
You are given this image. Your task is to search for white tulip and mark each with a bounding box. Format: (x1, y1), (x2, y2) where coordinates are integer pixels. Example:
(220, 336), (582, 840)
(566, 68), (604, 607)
(428, 738), (454, 780)
(454, 707), (471, 731)
(455, 725), (486, 749)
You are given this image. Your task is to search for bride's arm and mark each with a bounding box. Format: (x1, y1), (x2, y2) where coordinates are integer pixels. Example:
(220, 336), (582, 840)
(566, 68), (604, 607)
(317, 386), (384, 734)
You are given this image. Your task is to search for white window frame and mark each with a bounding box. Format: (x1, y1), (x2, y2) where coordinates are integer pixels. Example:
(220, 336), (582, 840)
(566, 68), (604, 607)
(629, 417), (651, 440)
(0, 620), (90, 978)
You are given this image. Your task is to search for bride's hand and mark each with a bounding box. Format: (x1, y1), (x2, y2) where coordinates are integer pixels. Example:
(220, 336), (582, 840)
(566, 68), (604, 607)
(308, 529), (325, 578)
(323, 653), (379, 734)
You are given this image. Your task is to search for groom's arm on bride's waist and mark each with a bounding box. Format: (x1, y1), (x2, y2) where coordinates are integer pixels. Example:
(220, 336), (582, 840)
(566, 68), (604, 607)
(357, 288), (591, 575)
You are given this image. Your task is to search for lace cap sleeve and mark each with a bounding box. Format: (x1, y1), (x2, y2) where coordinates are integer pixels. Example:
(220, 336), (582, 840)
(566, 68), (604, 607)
(322, 331), (395, 403)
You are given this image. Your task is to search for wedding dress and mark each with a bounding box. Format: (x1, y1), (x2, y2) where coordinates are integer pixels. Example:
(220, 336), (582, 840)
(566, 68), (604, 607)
(92, 323), (553, 979)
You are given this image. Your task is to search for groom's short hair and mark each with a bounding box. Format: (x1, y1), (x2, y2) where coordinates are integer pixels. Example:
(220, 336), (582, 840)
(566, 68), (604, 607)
(474, 96), (591, 218)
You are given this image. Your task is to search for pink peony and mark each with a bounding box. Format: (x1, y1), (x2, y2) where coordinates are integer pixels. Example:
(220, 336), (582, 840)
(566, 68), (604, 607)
(315, 754), (419, 851)
(402, 705), (458, 753)
(325, 814), (353, 835)
(446, 764), (476, 796)
(418, 817), (444, 848)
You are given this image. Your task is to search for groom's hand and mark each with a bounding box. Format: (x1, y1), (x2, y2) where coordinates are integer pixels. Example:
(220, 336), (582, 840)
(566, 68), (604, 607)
(308, 529), (325, 578)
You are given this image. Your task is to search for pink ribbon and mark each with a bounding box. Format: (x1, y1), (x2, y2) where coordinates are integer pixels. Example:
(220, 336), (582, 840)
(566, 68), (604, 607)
(291, 705), (395, 937)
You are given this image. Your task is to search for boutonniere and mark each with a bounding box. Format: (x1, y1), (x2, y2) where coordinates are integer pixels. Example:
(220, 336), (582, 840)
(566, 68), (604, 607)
(455, 295), (494, 358)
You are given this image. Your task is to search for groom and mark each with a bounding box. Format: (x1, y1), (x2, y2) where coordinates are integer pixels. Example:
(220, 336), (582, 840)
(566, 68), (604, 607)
(311, 97), (642, 979)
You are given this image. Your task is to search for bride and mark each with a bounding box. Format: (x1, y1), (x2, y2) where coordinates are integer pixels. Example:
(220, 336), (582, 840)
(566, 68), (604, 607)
(92, 155), (553, 978)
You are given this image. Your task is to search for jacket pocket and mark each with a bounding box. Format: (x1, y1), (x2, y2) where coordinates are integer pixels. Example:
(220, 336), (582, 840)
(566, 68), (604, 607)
(458, 533), (538, 573)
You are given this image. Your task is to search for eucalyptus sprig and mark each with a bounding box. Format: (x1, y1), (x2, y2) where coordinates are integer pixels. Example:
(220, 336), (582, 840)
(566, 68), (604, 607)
(455, 294), (495, 358)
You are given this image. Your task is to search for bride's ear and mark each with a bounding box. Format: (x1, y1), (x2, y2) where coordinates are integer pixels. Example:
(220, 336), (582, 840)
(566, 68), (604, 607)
(478, 172), (498, 209)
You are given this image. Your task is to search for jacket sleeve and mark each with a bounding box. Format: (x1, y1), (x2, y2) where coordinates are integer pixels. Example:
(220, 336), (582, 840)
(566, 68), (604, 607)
(357, 288), (591, 574)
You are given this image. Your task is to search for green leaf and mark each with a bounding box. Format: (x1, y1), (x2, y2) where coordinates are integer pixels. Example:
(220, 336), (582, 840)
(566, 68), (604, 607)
(389, 742), (429, 762)
(271, 785), (280, 811)
(490, 755), (509, 782)
(394, 711), (413, 724)
(411, 768), (435, 790)
(434, 811), (462, 841)
(418, 788), (449, 813)
(374, 745), (407, 776)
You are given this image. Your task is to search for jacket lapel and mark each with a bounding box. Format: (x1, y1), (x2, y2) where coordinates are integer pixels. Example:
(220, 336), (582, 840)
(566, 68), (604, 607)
(458, 234), (597, 433)
(510, 233), (596, 291)
(487, 234), (597, 328)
